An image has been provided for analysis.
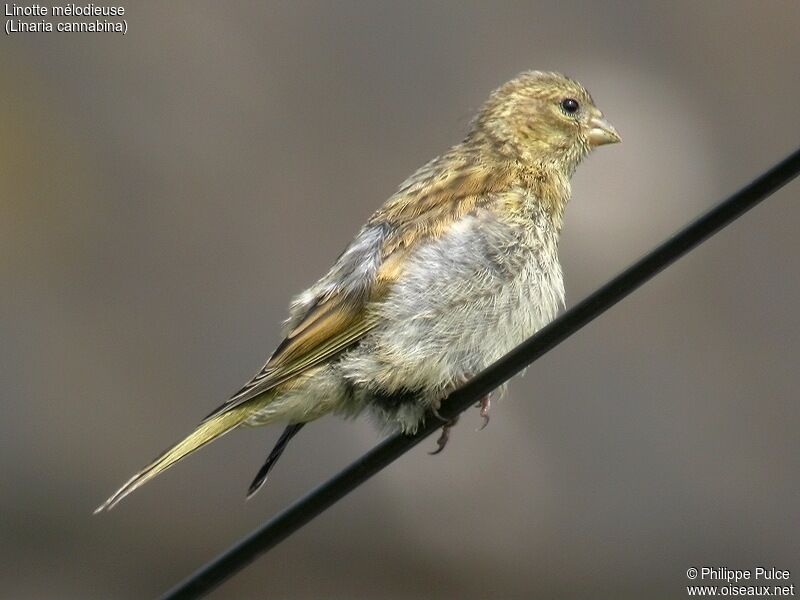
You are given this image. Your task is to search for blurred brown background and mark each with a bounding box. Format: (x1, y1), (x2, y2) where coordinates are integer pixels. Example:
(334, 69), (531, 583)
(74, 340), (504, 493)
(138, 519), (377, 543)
(1, 2), (799, 599)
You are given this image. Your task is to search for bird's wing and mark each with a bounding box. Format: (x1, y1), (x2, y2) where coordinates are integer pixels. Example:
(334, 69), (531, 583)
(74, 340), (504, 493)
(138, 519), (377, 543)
(204, 291), (378, 420)
(372, 153), (514, 256)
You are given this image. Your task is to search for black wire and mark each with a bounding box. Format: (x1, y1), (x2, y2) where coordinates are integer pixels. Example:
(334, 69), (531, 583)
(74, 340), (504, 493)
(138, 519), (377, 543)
(159, 146), (800, 600)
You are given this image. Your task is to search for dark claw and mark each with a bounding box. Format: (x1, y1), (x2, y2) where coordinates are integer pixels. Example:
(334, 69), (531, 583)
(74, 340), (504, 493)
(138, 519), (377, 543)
(429, 416), (458, 455)
(431, 405), (448, 423)
(478, 395), (491, 430)
(429, 429), (448, 455)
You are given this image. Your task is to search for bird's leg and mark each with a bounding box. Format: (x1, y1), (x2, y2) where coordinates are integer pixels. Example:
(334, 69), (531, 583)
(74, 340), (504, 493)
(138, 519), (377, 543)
(428, 389), (490, 453)
(477, 395), (491, 430)
(429, 415), (459, 455)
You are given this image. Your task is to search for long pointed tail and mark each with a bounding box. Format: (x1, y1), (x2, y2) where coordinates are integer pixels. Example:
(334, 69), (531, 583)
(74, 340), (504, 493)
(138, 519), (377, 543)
(95, 404), (254, 513)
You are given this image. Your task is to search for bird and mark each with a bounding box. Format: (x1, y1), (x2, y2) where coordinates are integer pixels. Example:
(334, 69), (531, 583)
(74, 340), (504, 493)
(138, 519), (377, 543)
(95, 70), (620, 512)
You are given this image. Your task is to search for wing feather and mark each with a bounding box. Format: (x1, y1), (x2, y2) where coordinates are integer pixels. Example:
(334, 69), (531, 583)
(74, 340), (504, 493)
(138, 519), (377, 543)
(204, 293), (377, 420)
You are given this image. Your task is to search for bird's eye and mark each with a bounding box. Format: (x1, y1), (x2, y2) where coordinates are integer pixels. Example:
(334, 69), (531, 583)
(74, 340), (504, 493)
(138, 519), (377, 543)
(560, 98), (580, 114)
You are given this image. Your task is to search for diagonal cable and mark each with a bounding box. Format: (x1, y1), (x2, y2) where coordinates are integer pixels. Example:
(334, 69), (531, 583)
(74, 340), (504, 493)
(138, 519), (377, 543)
(159, 146), (800, 600)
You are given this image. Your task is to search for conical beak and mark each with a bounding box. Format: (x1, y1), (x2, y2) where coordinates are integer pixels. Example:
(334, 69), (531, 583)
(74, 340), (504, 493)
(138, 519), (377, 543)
(587, 114), (621, 147)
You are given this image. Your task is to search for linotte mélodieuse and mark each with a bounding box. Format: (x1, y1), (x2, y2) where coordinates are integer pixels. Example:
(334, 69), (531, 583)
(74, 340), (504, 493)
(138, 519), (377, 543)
(5, 3), (125, 32)
(5, 3), (124, 16)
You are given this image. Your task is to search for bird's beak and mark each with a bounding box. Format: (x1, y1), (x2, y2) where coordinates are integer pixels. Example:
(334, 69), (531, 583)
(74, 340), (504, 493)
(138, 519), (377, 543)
(586, 114), (621, 147)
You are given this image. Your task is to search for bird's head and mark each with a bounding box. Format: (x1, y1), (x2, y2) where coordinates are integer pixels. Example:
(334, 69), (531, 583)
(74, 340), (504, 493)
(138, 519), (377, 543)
(471, 71), (620, 171)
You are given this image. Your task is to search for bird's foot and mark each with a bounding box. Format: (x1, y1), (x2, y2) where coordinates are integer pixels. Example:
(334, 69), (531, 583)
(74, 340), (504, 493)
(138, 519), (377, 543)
(429, 416), (459, 455)
(477, 395), (491, 430)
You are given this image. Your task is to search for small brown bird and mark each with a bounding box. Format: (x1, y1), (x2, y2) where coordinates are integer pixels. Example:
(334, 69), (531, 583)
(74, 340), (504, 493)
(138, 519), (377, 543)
(96, 71), (620, 511)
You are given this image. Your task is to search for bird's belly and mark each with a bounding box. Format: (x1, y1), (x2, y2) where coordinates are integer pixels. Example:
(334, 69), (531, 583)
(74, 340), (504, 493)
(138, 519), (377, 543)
(339, 212), (564, 403)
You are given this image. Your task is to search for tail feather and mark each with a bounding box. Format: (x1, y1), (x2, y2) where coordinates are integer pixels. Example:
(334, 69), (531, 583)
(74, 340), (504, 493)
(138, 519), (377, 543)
(246, 423), (304, 499)
(95, 404), (253, 513)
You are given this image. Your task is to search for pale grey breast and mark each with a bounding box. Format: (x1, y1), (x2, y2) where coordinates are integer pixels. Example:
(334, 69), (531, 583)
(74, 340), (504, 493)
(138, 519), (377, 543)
(341, 195), (565, 400)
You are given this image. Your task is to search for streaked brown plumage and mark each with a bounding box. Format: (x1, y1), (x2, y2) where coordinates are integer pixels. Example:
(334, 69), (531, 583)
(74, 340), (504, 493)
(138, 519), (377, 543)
(96, 71), (620, 511)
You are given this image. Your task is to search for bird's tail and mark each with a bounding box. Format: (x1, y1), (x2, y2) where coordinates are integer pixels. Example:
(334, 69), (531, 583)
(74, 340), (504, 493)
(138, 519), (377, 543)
(95, 403), (256, 513)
